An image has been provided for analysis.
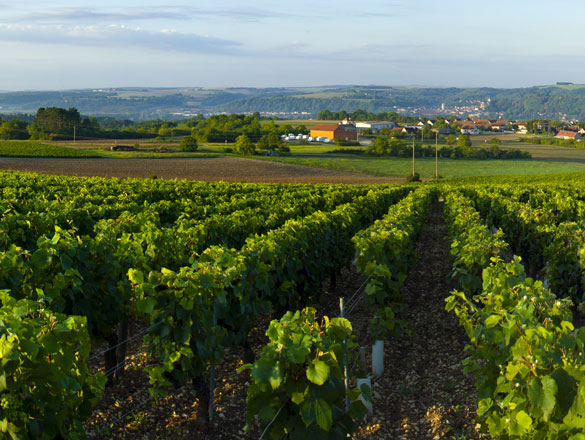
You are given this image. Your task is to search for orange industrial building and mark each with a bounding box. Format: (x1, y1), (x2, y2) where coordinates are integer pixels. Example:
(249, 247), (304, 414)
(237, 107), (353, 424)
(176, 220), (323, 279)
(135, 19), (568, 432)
(310, 124), (358, 141)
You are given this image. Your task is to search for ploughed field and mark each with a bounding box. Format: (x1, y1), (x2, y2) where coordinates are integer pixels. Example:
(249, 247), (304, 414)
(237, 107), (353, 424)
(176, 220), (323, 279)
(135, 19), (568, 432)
(0, 156), (402, 184)
(4, 171), (585, 439)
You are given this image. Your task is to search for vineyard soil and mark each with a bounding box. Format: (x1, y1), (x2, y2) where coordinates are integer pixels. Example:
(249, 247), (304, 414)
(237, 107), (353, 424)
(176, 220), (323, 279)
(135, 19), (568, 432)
(365, 201), (487, 439)
(84, 202), (488, 439)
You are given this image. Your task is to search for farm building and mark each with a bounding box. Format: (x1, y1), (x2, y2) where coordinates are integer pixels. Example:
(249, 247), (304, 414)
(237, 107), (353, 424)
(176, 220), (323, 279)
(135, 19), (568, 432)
(310, 124), (358, 141)
(355, 121), (396, 133)
(110, 145), (136, 151)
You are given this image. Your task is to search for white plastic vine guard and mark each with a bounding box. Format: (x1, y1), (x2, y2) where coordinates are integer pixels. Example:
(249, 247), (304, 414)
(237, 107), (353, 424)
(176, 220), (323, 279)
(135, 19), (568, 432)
(372, 340), (384, 378)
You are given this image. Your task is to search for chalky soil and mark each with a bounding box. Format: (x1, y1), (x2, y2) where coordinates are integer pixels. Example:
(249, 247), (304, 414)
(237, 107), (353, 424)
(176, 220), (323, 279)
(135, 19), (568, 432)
(352, 201), (489, 439)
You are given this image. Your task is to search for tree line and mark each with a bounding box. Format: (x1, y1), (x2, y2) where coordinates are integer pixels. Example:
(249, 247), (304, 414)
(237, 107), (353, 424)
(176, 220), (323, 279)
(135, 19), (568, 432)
(0, 107), (154, 141)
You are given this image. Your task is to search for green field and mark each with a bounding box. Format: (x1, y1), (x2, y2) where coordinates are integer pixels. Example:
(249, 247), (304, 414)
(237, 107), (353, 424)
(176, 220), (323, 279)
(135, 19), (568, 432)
(0, 141), (102, 158)
(257, 156), (585, 179)
(1, 140), (220, 159)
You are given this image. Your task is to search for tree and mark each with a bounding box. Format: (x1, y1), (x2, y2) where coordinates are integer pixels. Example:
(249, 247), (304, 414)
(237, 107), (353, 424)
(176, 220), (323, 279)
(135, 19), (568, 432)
(457, 134), (472, 147)
(445, 134), (456, 145)
(234, 134), (255, 155)
(388, 137), (407, 156)
(256, 135), (269, 150)
(317, 110), (333, 120)
(257, 132), (282, 151)
(0, 122), (13, 140)
(179, 135), (198, 152)
(366, 137), (389, 155)
(266, 132), (282, 149)
(27, 122), (50, 140)
(35, 107), (80, 133)
(490, 137), (502, 146)
(0, 120), (28, 140)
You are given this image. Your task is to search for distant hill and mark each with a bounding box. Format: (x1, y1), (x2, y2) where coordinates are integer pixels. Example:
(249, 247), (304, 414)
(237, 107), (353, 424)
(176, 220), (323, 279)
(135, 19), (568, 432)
(2, 85), (585, 120)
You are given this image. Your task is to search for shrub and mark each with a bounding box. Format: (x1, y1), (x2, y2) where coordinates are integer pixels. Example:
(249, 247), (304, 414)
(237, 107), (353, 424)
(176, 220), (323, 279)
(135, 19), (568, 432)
(234, 135), (255, 155)
(179, 136), (198, 152)
(405, 172), (421, 182)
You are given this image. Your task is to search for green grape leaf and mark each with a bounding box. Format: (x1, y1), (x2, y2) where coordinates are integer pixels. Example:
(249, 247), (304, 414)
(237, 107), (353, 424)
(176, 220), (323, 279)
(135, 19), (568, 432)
(252, 358), (284, 390)
(307, 360), (330, 386)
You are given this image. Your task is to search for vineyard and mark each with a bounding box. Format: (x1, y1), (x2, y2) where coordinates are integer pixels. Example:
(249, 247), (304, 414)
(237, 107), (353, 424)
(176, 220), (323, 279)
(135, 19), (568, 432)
(3, 170), (585, 439)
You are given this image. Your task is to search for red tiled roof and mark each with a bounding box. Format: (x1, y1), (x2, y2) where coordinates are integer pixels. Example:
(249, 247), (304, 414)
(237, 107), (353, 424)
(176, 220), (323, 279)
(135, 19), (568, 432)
(311, 124), (340, 131)
(556, 130), (579, 139)
(556, 130), (579, 138)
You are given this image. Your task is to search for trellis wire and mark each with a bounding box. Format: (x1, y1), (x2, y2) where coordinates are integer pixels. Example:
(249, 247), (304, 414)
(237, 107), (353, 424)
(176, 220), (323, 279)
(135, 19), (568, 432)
(101, 336), (168, 379)
(89, 320), (164, 362)
(342, 276), (370, 317)
(258, 402), (286, 440)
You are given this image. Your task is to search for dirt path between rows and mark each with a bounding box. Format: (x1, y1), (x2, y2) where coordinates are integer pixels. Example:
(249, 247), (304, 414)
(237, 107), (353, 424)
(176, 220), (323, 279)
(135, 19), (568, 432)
(0, 156), (403, 184)
(362, 201), (488, 439)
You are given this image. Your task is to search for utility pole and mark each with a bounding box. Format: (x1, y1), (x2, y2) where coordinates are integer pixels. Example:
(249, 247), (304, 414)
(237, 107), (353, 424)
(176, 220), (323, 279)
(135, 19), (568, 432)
(73, 126), (76, 144)
(435, 130), (438, 179)
(412, 135), (415, 177)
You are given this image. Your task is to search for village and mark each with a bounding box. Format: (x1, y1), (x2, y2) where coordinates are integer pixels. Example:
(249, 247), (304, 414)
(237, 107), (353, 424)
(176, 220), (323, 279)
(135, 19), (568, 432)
(294, 117), (585, 143)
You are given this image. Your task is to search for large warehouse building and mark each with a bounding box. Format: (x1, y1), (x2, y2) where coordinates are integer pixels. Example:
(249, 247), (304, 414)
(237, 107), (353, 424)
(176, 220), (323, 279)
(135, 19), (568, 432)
(310, 123), (358, 141)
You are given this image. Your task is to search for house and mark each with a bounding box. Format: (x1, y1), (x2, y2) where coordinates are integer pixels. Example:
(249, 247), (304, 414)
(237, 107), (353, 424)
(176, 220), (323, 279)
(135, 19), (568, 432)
(460, 121), (479, 135)
(401, 127), (418, 135)
(515, 122), (528, 134)
(472, 119), (490, 130)
(355, 121), (396, 133)
(461, 127), (480, 135)
(489, 120), (508, 131)
(556, 130), (581, 140)
(310, 124), (358, 142)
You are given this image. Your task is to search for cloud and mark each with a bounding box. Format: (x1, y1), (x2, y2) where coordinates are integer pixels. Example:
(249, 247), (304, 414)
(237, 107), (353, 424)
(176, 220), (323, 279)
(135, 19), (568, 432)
(11, 6), (287, 24)
(0, 24), (241, 54)
(13, 8), (187, 23)
(185, 6), (285, 20)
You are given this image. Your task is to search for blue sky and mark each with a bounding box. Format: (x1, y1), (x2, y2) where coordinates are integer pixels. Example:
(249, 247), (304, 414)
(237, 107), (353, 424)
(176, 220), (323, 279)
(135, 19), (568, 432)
(0, 0), (583, 90)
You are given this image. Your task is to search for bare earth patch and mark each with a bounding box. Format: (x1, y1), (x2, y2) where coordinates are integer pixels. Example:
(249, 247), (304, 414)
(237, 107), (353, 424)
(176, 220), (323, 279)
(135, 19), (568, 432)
(0, 156), (403, 184)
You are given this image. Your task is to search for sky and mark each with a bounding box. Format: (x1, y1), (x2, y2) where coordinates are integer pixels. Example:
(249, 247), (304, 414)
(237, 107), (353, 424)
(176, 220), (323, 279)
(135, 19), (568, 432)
(0, 0), (584, 91)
